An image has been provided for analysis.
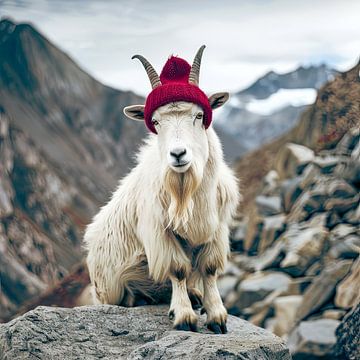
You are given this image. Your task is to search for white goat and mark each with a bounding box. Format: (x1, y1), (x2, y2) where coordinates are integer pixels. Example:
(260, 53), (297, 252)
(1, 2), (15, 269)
(85, 46), (240, 333)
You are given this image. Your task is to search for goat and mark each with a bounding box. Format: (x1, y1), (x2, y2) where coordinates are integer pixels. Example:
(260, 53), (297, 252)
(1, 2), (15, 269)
(84, 46), (240, 333)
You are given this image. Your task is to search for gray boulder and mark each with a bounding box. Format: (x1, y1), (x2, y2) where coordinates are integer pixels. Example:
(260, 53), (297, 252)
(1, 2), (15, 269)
(0, 305), (291, 360)
(288, 318), (340, 359)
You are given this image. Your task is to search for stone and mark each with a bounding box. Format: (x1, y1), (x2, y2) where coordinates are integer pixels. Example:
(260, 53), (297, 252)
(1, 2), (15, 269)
(229, 219), (247, 252)
(0, 176), (14, 218)
(335, 302), (360, 360)
(343, 203), (360, 225)
(295, 260), (353, 322)
(299, 163), (320, 190)
(0, 305), (291, 360)
(329, 234), (360, 259)
(325, 193), (360, 214)
(280, 223), (328, 276)
(255, 195), (282, 216)
(235, 272), (292, 310)
(312, 155), (340, 173)
(336, 127), (360, 155)
(335, 258), (360, 309)
(275, 143), (315, 179)
(280, 176), (303, 213)
(243, 209), (263, 255)
(262, 170), (280, 196)
(288, 318), (340, 359)
(217, 275), (238, 299)
(258, 214), (286, 253)
(287, 189), (326, 223)
(232, 241), (284, 272)
(273, 295), (303, 337)
(322, 309), (346, 320)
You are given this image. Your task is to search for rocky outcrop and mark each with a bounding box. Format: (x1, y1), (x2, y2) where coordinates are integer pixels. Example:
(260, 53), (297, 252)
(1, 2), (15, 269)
(222, 126), (360, 359)
(0, 305), (291, 360)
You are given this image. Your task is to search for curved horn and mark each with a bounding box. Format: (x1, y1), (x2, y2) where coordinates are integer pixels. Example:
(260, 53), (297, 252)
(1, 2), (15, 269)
(188, 45), (206, 86)
(132, 54), (161, 89)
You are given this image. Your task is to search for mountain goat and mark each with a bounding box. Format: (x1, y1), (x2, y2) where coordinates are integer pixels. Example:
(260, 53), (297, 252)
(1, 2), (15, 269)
(85, 46), (240, 333)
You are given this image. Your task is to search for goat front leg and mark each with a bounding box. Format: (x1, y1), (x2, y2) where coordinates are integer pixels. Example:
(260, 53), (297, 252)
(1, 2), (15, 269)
(141, 226), (197, 331)
(197, 225), (229, 334)
(169, 267), (198, 331)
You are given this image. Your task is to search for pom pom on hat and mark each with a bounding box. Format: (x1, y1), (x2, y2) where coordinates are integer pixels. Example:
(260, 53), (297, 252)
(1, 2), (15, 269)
(143, 55), (212, 134)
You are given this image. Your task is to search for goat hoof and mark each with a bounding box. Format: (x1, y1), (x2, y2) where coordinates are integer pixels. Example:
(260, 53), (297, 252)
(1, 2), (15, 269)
(207, 321), (227, 334)
(175, 320), (197, 332)
(188, 288), (203, 310)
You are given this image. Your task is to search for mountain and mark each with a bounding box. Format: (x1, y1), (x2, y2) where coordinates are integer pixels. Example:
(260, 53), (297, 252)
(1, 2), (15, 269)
(0, 17), (146, 320)
(216, 65), (338, 156)
(0, 18), (146, 205)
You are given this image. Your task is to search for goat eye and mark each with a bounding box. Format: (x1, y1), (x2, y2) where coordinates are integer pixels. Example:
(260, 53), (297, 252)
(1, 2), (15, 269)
(152, 119), (159, 126)
(195, 113), (203, 120)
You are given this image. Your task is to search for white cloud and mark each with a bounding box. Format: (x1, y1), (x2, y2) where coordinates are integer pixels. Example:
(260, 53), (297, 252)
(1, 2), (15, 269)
(1, 0), (360, 96)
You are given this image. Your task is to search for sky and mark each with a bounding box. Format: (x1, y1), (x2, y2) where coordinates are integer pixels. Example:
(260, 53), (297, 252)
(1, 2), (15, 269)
(1, 0), (360, 96)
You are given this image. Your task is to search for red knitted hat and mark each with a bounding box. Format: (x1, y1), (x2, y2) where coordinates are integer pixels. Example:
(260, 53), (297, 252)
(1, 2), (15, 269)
(143, 56), (212, 134)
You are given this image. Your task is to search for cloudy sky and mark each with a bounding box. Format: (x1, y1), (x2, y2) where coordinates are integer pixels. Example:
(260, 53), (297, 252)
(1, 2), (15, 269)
(1, 0), (360, 96)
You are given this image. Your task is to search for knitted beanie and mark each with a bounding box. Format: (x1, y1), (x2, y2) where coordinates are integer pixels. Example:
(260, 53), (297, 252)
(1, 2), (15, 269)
(144, 56), (212, 134)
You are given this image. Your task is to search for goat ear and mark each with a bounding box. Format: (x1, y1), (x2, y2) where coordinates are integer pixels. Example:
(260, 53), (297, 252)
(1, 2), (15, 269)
(123, 105), (145, 121)
(208, 92), (229, 109)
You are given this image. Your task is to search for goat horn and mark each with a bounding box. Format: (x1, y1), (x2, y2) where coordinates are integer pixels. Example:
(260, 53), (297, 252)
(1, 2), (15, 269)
(188, 45), (206, 86)
(132, 54), (161, 89)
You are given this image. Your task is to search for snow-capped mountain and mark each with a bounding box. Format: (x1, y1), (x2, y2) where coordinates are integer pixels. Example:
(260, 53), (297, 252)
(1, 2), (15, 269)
(215, 64), (338, 157)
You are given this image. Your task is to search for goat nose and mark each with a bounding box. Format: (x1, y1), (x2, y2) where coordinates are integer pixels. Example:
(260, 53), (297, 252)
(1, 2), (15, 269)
(170, 147), (187, 160)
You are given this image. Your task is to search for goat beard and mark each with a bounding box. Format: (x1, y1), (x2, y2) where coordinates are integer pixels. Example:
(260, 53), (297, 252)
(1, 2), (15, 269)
(163, 166), (202, 231)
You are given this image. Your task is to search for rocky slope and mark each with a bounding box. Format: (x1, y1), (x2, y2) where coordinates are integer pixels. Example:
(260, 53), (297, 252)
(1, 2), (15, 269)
(220, 124), (360, 357)
(216, 64), (338, 156)
(0, 305), (291, 359)
(0, 17), (146, 320)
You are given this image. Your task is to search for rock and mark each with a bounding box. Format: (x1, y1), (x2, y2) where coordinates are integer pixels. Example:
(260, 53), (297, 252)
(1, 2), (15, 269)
(258, 214), (286, 253)
(322, 309), (346, 320)
(275, 143), (315, 179)
(325, 193), (360, 214)
(229, 219), (247, 252)
(335, 127), (360, 156)
(245, 289), (283, 327)
(299, 163), (321, 190)
(288, 318), (340, 359)
(243, 209), (263, 254)
(255, 195), (282, 216)
(329, 234), (360, 259)
(217, 275), (239, 299)
(235, 272), (292, 310)
(312, 155), (340, 174)
(295, 260), (353, 322)
(335, 302), (360, 360)
(273, 295), (303, 337)
(0, 176), (14, 218)
(343, 203), (360, 225)
(280, 223), (328, 276)
(234, 241), (285, 272)
(0, 305), (291, 360)
(262, 170), (280, 196)
(287, 188), (326, 223)
(335, 258), (360, 309)
(280, 176), (303, 213)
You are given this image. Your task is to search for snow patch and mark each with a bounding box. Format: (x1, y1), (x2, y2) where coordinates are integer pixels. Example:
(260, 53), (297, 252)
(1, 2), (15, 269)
(246, 88), (317, 115)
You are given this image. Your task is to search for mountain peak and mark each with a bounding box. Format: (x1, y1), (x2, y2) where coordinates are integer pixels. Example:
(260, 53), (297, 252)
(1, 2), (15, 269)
(237, 63), (338, 100)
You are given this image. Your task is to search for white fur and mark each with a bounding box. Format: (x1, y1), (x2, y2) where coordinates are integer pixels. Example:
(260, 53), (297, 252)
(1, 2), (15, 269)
(84, 100), (240, 330)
